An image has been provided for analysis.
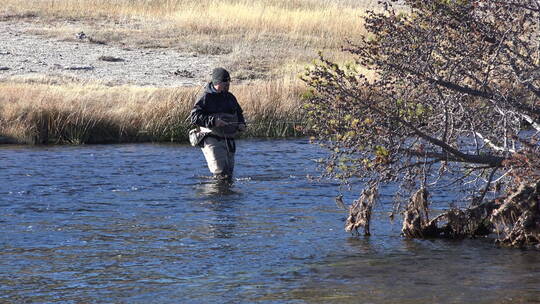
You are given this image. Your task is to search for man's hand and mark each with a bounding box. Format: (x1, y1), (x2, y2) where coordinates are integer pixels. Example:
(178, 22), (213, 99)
(214, 118), (228, 127)
(238, 123), (246, 132)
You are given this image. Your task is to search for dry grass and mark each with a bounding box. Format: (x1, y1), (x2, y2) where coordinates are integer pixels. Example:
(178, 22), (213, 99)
(1, 0), (381, 79)
(0, 76), (307, 144)
(0, 0), (381, 144)
(2, 0), (373, 42)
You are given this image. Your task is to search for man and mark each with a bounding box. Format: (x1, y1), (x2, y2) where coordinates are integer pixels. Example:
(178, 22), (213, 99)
(189, 67), (246, 181)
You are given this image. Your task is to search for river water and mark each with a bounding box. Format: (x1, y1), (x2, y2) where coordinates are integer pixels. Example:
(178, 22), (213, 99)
(1, 139), (539, 303)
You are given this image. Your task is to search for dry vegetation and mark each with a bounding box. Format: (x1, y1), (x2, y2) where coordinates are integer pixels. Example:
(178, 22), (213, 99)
(0, 0), (380, 144)
(0, 76), (306, 144)
(1, 0), (377, 79)
(1, 0), (373, 40)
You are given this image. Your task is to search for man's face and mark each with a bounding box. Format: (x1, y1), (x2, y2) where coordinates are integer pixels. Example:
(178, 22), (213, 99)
(215, 81), (230, 93)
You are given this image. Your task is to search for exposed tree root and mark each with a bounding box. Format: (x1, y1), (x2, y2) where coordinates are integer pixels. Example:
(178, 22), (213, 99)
(399, 182), (540, 248)
(401, 187), (437, 238)
(491, 182), (540, 248)
(345, 183), (378, 236)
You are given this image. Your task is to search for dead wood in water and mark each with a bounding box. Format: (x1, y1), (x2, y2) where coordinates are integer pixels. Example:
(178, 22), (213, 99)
(400, 183), (540, 248)
(491, 182), (540, 248)
(345, 183), (378, 236)
(401, 188), (438, 238)
(402, 188), (499, 240)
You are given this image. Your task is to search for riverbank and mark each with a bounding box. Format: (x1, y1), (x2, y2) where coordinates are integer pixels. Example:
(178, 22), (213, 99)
(0, 0), (383, 144)
(1, 0), (378, 82)
(0, 77), (306, 144)
(0, 0), (384, 85)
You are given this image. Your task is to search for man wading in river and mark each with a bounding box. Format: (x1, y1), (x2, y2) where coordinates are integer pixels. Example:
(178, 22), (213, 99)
(189, 67), (246, 181)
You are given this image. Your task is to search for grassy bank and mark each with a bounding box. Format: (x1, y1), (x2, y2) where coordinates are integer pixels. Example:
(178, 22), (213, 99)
(2, 0), (372, 40)
(0, 77), (307, 144)
(1, 0), (374, 42)
(0, 0), (380, 144)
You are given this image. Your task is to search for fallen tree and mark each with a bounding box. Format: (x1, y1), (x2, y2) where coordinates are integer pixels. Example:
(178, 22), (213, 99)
(303, 0), (540, 248)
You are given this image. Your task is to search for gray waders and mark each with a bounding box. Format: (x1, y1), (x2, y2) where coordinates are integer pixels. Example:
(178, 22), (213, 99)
(199, 113), (239, 181)
(201, 135), (236, 180)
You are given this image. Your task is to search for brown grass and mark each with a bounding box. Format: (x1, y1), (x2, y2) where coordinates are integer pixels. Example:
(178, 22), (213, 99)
(0, 76), (307, 144)
(2, 0), (374, 41)
(1, 0), (382, 79)
(0, 0), (383, 144)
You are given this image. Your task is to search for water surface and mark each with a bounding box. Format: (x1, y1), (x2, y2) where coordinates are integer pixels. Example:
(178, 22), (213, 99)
(1, 139), (539, 303)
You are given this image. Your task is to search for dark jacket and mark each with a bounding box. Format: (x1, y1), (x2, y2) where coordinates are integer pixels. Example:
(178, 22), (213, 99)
(189, 82), (245, 129)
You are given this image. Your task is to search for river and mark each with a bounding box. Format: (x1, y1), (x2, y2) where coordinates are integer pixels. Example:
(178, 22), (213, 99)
(1, 139), (539, 303)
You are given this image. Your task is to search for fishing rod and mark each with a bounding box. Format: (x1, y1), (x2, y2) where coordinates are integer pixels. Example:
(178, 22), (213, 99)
(184, 118), (303, 124)
(184, 114), (305, 127)
(221, 121), (304, 125)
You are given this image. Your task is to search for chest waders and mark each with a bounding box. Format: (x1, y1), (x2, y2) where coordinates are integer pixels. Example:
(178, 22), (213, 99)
(200, 113), (239, 180)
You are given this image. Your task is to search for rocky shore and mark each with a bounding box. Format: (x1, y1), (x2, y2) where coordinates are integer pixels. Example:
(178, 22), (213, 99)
(0, 20), (223, 87)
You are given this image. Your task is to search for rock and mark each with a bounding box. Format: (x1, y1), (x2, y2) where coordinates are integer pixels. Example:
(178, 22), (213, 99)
(98, 56), (124, 62)
(173, 69), (195, 78)
(88, 37), (106, 45)
(75, 31), (87, 40)
(65, 65), (94, 71)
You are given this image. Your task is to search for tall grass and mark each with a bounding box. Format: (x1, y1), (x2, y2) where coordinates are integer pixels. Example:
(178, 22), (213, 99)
(0, 0), (376, 144)
(1, 0), (382, 82)
(2, 0), (374, 48)
(0, 77), (306, 144)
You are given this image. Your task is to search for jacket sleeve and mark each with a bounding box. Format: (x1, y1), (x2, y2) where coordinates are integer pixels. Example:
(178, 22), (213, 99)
(189, 95), (215, 128)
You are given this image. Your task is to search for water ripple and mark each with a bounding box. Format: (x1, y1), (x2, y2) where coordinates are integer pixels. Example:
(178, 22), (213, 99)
(0, 140), (539, 303)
